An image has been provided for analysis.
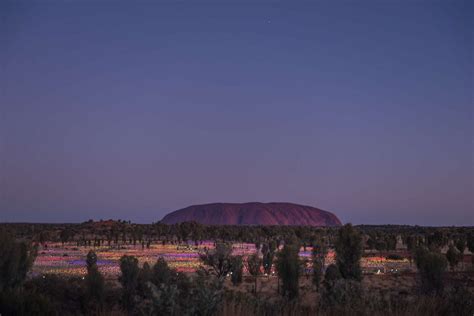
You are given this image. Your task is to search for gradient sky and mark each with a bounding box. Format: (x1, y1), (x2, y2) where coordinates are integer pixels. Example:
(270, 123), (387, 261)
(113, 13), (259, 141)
(1, 1), (472, 225)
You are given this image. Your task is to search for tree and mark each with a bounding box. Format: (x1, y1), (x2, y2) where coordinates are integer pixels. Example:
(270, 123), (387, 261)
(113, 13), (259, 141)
(324, 264), (342, 286)
(262, 245), (275, 275)
(0, 230), (37, 291)
(312, 237), (327, 290)
(0, 289), (53, 315)
(468, 233), (474, 266)
(385, 234), (397, 251)
(301, 257), (312, 280)
(366, 236), (376, 250)
(191, 268), (224, 316)
(406, 235), (419, 252)
(335, 224), (363, 281)
(178, 221), (196, 244)
(275, 243), (300, 299)
(84, 250), (105, 311)
(119, 255), (139, 312)
(38, 230), (50, 247)
(59, 228), (74, 245)
(406, 235), (420, 265)
(137, 261), (152, 296)
(445, 244), (461, 271)
(230, 256), (243, 286)
(320, 263), (364, 313)
(0, 230), (43, 315)
(320, 278), (363, 313)
(86, 250), (97, 271)
(139, 259), (194, 315)
(455, 238), (466, 254)
(414, 247), (448, 295)
(199, 243), (233, 279)
(192, 223), (204, 245)
(255, 240), (261, 253)
(455, 238), (466, 269)
(147, 282), (179, 315)
(152, 257), (173, 285)
(427, 230), (446, 250)
(246, 253), (262, 294)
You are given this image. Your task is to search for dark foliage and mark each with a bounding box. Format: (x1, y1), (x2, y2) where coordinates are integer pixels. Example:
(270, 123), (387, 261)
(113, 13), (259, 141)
(84, 250), (105, 311)
(119, 255), (140, 312)
(199, 243), (233, 279)
(246, 253), (262, 294)
(230, 256), (243, 286)
(335, 224), (363, 281)
(311, 237), (327, 290)
(275, 242), (300, 299)
(0, 230), (37, 291)
(414, 247), (448, 295)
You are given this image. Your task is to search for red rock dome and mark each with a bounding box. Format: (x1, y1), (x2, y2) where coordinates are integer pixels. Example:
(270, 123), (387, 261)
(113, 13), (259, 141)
(161, 202), (342, 226)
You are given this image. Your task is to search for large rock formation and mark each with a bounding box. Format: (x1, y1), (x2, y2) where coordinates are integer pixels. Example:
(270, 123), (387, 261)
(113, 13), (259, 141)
(161, 202), (342, 226)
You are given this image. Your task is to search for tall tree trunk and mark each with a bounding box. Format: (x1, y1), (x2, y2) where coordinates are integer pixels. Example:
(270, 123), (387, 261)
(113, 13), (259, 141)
(277, 276), (280, 294)
(254, 276), (258, 295)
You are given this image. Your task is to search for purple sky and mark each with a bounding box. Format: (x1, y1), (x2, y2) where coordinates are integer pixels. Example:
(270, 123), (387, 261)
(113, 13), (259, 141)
(1, 1), (472, 225)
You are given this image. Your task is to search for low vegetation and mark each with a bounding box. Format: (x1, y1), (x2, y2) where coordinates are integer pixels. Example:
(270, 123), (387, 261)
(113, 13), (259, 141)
(1, 222), (473, 315)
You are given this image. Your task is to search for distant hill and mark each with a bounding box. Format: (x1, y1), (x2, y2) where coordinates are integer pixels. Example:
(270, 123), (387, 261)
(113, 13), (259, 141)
(161, 202), (342, 226)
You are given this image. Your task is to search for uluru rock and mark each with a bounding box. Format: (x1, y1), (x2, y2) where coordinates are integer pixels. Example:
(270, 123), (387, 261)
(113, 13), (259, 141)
(161, 202), (342, 226)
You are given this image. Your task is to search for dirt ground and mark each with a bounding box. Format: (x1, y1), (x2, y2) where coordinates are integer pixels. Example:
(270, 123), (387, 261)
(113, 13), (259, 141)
(222, 270), (474, 311)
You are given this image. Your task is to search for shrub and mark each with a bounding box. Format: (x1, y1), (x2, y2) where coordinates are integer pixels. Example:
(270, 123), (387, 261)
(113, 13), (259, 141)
(335, 224), (363, 281)
(275, 243), (300, 299)
(119, 255), (140, 312)
(414, 247), (448, 295)
(320, 279), (364, 313)
(230, 256), (243, 286)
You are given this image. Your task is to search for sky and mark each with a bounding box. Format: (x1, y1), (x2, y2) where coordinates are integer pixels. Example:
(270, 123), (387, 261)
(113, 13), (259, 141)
(1, 0), (472, 225)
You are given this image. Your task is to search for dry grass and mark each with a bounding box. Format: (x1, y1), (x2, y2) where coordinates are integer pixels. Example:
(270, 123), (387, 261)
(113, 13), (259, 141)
(220, 271), (474, 316)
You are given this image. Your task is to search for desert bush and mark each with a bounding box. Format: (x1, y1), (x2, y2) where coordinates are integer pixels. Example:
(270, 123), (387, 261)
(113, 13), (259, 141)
(312, 237), (328, 290)
(152, 257), (174, 285)
(275, 242), (300, 299)
(25, 275), (84, 314)
(199, 243), (233, 279)
(230, 256), (243, 286)
(414, 247), (447, 295)
(191, 269), (224, 316)
(0, 288), (53, 316)
(0, 229), (37, 291)
(119, 255), (140, 312)
(335, 224), (363, 281)
(320, 279), (364, 313)
(246, 253), (262, 293)
(445, 244), (461, 271)
(84, 250), (105, 311)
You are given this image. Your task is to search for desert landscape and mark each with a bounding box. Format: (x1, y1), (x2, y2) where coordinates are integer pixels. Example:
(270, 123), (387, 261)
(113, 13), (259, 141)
(1, 217), (473, 315)
(1, 0), (472, 315)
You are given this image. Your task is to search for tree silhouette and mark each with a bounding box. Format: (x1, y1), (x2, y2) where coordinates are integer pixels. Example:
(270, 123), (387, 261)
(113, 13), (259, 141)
(152, 257), (173, 285)
(199, 243), (233, 279)
(275, 242), (300, 299)
(446, 244), (461, 271)
(246, 253), (262, 294)
(119, 255), (140, 312)
(230, 256), (243, 286)
(312, 237), (327, 290)
(85, 250), (105, 312)
(0, 229), (37, 291)
(262, 243), (275, 275)
(415, 247), (448, 295)
(335, 224), (362, 281)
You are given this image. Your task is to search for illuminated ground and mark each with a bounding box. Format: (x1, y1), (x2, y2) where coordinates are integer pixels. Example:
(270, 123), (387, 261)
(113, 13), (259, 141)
(32, 242), (412, 278)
